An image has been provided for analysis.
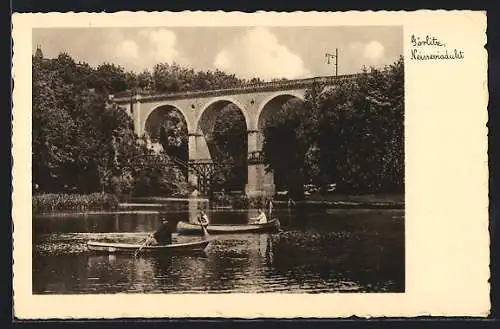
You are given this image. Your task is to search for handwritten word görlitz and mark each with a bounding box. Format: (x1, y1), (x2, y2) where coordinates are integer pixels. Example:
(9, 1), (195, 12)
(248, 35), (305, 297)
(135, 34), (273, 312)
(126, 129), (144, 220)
(411, 35), (445, 47)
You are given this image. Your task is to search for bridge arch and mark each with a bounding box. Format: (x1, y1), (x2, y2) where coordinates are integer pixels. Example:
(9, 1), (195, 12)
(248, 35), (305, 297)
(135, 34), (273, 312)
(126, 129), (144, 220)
(143, 103), (192, 135)
(195, 97), (250, 135)
(253, 91), (306, 193)
(255, 91), (306, 131)
(143, 104), (189, 161)
(194, 97), (250, 192)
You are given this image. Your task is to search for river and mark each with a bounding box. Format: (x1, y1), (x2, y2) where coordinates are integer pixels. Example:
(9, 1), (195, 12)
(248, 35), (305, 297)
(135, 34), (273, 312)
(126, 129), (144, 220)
(33, 199), (404, 294)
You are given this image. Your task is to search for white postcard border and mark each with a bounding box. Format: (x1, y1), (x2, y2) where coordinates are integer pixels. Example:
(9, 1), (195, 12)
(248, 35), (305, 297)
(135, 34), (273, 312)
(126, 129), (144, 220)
(12, 10), (489, 319)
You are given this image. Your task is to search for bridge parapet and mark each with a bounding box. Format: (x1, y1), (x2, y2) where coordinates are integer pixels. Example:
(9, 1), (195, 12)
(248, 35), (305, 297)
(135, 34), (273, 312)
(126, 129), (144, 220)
(111, 73), (361, 103)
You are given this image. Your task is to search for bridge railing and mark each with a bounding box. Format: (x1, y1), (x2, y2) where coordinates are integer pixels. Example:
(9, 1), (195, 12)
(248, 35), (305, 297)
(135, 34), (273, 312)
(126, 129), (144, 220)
(248, 151), (265, 165)
(111, 73), (361, 103)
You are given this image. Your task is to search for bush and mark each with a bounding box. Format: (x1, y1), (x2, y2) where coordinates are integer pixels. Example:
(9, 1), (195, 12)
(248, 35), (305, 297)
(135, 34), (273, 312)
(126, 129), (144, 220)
(209, 192), (233, 208)
(33, 193), (119, 214)
(228, 194), (274, 210)
(231, 194), (249, 209)
(248, 195), (274, 209)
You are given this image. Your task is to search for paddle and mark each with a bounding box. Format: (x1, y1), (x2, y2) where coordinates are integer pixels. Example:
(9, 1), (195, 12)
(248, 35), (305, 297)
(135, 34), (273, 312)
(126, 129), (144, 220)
(197, 212), (210, 238)
(134, 235), (152, 257)
(201, 223), (209, 237)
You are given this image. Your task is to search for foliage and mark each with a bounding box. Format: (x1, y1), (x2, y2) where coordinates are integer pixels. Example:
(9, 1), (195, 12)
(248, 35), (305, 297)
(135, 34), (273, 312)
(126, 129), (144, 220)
(33, 52), (190, 197)
(262, 97), (316, 200)
(262, 56), (404, 195)
(231, 194), (250, 209)
(32, 193), (119, 214)
(131, 151), (190, 197)
(158, 110), (189, 166)
(149, 62), (263, 94)
(211, 104), (248, 191)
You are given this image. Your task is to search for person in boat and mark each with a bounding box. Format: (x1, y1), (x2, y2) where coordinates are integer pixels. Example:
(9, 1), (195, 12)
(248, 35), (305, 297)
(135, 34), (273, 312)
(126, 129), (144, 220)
(146, 217), (174, 245)
(251, 208), (268, 224)
(198, 210), (209, 227)
(267, 199), (274, 215)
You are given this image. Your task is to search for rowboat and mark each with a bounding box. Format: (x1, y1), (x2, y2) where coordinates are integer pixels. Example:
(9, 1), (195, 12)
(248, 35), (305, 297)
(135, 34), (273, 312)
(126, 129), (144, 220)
(176, 218), (281, 235)
(86, 239), (211, 254)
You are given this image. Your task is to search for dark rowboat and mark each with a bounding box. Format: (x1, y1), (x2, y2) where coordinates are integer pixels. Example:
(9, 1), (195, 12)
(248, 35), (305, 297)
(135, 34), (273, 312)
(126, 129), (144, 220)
(176, 218), (281, 235)
(87, 239), (211, 254)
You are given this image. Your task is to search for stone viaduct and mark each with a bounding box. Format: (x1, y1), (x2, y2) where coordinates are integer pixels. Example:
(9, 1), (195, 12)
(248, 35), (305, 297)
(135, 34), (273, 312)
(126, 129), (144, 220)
(110, 74), (358, 196)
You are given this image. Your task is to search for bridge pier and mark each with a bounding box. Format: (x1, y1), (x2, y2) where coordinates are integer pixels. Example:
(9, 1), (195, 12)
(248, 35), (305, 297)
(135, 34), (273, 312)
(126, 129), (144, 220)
(246, 163), (275, 197)
(187, 133), (213, 193)
(131, 94), (143, 136)
(245, 130), (275, 197)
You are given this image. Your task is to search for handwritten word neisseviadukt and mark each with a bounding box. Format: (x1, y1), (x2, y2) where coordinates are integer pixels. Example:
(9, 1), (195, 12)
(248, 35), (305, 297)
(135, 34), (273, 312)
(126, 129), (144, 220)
(411, 48), (464, 60)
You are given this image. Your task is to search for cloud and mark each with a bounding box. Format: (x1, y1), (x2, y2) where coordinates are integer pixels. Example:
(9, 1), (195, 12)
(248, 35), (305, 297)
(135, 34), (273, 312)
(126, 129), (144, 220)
(213, 27), (310, 80)
(348, 40), (386, 66)
(139, 29), (181, 65)
(35, 28), (185, 73)
(363, 41), (385, 62)
(114, 40), (140, 62)
(113, 28), (185, 71)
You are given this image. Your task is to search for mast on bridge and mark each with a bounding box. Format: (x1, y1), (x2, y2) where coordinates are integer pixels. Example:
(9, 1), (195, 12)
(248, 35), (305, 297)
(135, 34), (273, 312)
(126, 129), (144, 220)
(325, 48), (339, 76)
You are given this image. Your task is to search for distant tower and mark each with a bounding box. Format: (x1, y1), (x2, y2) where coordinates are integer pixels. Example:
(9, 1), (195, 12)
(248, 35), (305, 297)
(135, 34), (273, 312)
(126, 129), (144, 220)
(34, 44), (44, 59)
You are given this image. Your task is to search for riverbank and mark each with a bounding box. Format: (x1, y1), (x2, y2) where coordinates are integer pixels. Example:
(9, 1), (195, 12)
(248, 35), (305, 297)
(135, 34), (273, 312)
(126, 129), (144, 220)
(33, 192), (404, 215)
(298, 194), (404, 209)
(212, 193), (404, 210)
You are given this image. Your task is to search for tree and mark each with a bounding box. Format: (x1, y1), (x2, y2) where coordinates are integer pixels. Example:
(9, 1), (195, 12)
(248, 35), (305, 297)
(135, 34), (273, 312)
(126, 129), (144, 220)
(211, 104), (248, 191)
(91, 63), (129, 94)
(316, 57), (404, 193)
(158, 110), (189, 180)
(32, 51), (191, 197)
(262, 98), (314, 200)
(261, 56), (404, 195)
(32, 54), (80, 191)
(137, 70), (154, 90)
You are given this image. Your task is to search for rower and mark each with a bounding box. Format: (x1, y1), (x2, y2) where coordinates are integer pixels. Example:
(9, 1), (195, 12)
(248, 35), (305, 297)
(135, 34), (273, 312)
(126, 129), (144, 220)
(251, 208), (268, 224)
(147, 217), (173, 245)
(197, 210), (209, 235)
(198, 210), (209, 226)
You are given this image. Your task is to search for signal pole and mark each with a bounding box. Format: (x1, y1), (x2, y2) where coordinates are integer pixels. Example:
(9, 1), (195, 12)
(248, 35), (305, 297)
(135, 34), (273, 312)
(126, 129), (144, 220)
(325, 48), (338, 76)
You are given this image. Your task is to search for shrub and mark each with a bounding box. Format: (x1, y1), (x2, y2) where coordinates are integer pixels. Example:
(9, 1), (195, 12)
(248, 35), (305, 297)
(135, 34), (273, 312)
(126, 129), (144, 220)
(231, 194), (249, 209)
(247, 195), (274, 209)
(229, 194), (275, 209)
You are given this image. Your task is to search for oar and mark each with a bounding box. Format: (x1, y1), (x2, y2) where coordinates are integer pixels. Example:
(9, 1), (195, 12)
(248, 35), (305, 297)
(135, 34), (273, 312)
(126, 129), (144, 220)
(134, 235), (152, 257)
(200, 221), (209, 238)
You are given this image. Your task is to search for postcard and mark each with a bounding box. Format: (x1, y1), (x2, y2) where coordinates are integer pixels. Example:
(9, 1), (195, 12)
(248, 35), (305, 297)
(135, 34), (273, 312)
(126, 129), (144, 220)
(12, 10), (489, 319)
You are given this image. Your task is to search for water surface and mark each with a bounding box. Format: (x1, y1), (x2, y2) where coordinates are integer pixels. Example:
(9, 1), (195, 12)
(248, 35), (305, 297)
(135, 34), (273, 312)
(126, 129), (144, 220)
(33, 200), (404, 294)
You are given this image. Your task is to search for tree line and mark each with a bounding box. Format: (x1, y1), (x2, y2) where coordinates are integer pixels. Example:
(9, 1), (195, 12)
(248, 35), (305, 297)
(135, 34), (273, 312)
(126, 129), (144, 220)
(262, 56), (404, 199)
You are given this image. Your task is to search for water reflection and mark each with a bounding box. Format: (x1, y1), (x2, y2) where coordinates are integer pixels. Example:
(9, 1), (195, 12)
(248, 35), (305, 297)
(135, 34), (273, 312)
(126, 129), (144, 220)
(33, 206), (404, 294)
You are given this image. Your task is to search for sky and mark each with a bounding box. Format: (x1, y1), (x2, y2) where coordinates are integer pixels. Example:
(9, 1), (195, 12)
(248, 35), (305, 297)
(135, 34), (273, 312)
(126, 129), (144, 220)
(33, 26), (402, 80)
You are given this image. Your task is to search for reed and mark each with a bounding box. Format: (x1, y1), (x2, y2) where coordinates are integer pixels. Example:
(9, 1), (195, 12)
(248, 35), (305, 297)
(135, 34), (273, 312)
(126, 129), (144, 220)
(33, 193), (119, 214)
